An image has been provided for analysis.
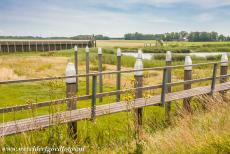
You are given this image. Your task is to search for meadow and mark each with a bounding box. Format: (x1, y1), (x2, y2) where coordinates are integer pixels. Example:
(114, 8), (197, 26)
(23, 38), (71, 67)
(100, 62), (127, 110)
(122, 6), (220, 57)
(97, 40), (230, 53)
(1, 41), (230, 153)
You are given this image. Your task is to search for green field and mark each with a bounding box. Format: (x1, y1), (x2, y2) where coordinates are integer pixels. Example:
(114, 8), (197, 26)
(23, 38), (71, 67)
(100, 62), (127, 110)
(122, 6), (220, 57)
(97, 40), (230, 53)
(1, 43), (230, 153)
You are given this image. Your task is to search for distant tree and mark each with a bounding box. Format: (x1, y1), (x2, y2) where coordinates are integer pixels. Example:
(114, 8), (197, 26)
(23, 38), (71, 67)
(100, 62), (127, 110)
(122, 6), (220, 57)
(94, 35), (110, 40)
(227, 36), (230, 41)
(179, 31), (188, 38)
(210, 31), (218, 41)
(218, 34), (225, 41)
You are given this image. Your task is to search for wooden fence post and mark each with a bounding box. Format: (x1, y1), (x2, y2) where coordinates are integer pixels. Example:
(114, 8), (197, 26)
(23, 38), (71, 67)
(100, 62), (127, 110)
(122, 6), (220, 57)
(48, 42), (51, 51)
(54, 41), (57, 51)
(116, 48), (122, 102)
(14, 42), (16, 52)
(161, 68), (168, 106)
(183, 56), (192, 112)
(65, 63), (77, 138)
(74, 45), (78, 92)
(91, 75), (97, 122)
(134, 49), (143, 129)
(35, 42), (38, 52)
(165, 51), (172, 120)
(29, 41), (31, 52)
(210, 63), (218, 95)
(98, 47), (103, 102)
(7, 42), (9, 53)
(42, 42), (44, 52)
(220, 53), (228, 97)
(85, 46), (90, 95)
(22, 42), (24, 52)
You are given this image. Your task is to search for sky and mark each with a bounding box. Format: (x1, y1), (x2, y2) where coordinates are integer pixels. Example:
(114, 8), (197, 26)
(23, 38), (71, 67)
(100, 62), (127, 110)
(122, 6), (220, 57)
(0, 0), (230, 37)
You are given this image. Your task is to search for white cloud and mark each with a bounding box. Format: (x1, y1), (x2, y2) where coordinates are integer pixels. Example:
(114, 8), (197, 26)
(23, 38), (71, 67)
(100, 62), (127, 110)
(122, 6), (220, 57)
(0, 2), (175, 37)
(1, 0), (230, 36)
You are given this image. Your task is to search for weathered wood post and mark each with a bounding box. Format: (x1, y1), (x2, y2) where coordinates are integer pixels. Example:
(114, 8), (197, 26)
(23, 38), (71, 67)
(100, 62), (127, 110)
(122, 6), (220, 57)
(48, 41), (51, 51)
(183, 56), (192, 112)
(35, 42), (38, 52)
(65, 63), (77, 138)
(0, 44), (1, 52)
(74, 45), (79, 92)
(54, 41), (57, 51)
(98, 47), (103, 102)
(42, 42), (44, 52)
(134, 49), (143, 130)
(85, 46), (90, 95)
(22, 42), (24, 52)
(161, 68), (168, 106)
(7, 42), (9, 53)
(14, 42), (16, 52)
(220, 53), (228, 97)
(210, 63), (218, 96)
(165, 51), (172, 120)
(116, 48), (122, 102)
(29, 41), (31, 51)
(91, 74), (97, 122)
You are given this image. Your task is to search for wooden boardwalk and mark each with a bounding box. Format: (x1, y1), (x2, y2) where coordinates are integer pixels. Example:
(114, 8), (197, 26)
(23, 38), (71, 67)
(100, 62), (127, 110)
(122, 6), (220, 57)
(1, 81), (230, 136)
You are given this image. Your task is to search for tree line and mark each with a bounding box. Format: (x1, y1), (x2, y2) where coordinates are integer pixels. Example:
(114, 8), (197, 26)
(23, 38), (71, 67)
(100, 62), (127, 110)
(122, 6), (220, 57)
(124, 31), (230, 42)
(1, 32), (230, 41)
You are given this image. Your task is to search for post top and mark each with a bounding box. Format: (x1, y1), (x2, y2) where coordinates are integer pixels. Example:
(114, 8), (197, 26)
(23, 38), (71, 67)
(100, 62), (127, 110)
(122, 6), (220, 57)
(221, 53), (228, 66)
(134, 58), (143, 76)
(85, 45), (89, 53)
(117, 48), (122, 56)
(137, 49), (142, 59)
(166, 51), (172, 61)
(98, 47), (102, 54)
(65, 63), (76, 83)
(184, 56), (192, 70)
(74, 45), (78, 52)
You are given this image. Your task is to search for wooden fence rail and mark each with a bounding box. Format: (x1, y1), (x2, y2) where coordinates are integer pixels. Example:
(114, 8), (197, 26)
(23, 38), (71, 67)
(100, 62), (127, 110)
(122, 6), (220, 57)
(0, 48), (229, 137)
(1, 82), (230, 136)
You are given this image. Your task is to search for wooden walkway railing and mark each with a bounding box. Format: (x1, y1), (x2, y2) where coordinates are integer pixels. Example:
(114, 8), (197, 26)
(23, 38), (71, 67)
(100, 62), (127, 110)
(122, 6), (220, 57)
(0, 49), (229, 137)
(1, 82), (230, 136)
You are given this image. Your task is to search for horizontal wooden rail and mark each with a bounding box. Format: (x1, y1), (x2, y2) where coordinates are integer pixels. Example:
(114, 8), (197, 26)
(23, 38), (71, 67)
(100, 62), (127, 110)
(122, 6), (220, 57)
(0, 62), (227, 85)
(1, 82), (230, 136)
(1, 74), (229, 114)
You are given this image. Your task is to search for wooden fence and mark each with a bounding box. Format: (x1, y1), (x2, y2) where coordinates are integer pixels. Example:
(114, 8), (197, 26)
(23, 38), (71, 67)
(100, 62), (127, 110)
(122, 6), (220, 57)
(0, 39), (96, 53)
(0, 48), (229, 137)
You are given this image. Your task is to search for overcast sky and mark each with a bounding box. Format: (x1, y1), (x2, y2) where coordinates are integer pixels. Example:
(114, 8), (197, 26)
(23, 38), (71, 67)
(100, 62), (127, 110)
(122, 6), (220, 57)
(0, 0), (230, 37)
